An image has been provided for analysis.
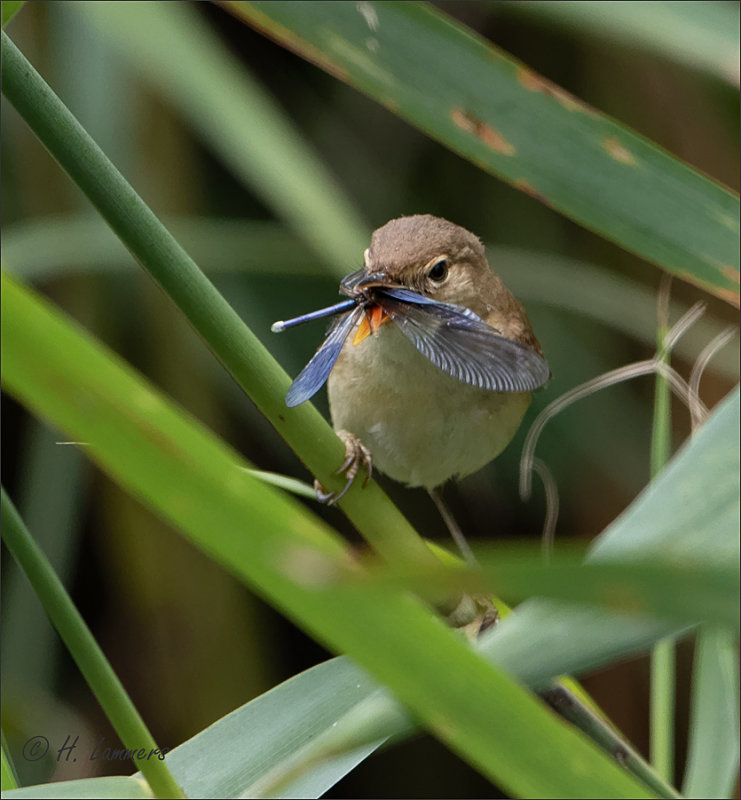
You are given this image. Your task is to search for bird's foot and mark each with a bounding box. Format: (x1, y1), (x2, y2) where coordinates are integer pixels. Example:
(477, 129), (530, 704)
(314, 430), (372, 505)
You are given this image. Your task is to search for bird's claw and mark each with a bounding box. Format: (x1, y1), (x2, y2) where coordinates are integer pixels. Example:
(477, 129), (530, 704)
(315, 431), (372, 505)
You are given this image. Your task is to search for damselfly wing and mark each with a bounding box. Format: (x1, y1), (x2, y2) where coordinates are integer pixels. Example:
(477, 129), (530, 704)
(377, 287), (550, 392)
(273, 276), (550, 407)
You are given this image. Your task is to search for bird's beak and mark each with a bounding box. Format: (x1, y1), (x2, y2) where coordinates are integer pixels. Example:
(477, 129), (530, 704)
(341, 269), (398, 294)
(351, 271), (395, 290)
(339, 270), (397, 345)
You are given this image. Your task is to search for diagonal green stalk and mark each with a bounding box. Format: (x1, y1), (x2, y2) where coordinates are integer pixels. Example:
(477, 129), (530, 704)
(651, 638), (676, 781)
(1, 730), (19, 791)
(3, 33), (651, 791)
(649, 277), (675, 782)
(0, 490), (184, 800)
(1, 1), (24, 28)
(2, 273), (658, 800)
(650, 278), (674, 478)
(0, 30), (437, 572)
(73, 0), (369, 277)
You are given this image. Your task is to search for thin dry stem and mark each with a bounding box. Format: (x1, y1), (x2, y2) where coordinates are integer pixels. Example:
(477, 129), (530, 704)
(428, 487), (477, 566)
(519, 298), (710, 532)
(661, 301), (706, 353)
(531, 458), (559, 560)
(519, 359), (703, 501)
(688, 327), (738, 430)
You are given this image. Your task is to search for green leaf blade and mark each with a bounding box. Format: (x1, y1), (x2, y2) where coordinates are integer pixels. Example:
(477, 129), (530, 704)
(1, 270), (657, 799)
(480, 386), (740, 688)
(2, 776), (151, 799)
(683, 627), (740, 799)
(1, 1), (25, 28)
(231, 0), (740, 305)
(149, 657), (397, 799)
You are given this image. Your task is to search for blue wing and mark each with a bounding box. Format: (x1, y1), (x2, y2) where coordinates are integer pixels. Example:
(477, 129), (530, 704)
(378, 288), (549, 392)
(285, 306), (363, 407)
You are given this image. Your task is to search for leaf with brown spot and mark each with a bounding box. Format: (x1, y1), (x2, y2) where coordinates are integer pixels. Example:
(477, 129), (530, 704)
(513, 178), (549, 205)
(516, 67), (594, 114)
(226, 0), (739, 306)
(450, 108), (515, 156)
(602, 138), (638, 166)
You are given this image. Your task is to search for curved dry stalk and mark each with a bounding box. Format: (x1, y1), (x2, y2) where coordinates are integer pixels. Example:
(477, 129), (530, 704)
(428, 487), (477, 566)
(688, 327), (738, 431)
(531, 458), (559, 561)
(519, 359), (701, 501)
(660, 300), (707, 354)
(519, 299), (710, 523)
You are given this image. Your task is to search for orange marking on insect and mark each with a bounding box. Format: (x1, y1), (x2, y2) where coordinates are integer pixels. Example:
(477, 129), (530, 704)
(370, 304), (389, 332)
(353, 316), (371, 345)
(353, 305), (390, 345)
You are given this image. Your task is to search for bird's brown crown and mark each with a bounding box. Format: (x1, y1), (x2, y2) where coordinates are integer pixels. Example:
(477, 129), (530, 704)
(365, 214), (541, 353)
(366, 214), (486, 283)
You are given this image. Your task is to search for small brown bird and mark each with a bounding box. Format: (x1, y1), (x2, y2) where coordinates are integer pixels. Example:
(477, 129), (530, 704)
(273, 214), (549, 507)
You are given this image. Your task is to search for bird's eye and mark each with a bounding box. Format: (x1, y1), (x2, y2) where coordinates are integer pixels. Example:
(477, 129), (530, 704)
(428, 257), (449, 282)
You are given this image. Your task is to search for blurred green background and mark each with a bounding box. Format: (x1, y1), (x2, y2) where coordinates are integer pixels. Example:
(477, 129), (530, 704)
(2, 1), (738, 796)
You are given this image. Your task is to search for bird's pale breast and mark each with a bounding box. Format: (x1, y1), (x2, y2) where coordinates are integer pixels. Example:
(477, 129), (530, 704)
(327, 320), (531, 489)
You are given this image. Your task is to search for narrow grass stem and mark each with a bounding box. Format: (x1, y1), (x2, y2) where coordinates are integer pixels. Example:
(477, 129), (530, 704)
(650, 637), (677, 782)
(649, 274), (675, 782)
(650, 274), (674, 480)
(428, 487), (477, 567)
(542, 683), (682, 799)
(0, 489), (185, 800)
(0, 31), (438, 572)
